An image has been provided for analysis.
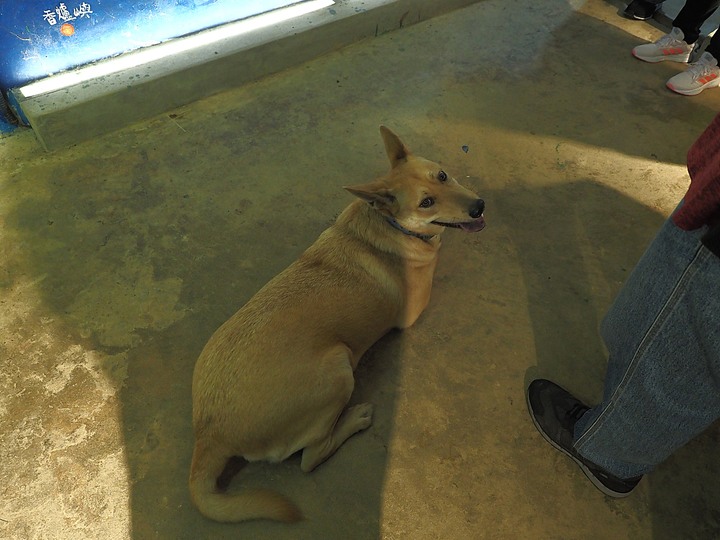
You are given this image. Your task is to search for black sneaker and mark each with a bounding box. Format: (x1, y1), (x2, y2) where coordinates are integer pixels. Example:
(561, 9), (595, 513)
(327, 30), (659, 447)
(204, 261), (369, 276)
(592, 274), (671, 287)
(526, 379), (642, 498)
(623, 0), (661, 21)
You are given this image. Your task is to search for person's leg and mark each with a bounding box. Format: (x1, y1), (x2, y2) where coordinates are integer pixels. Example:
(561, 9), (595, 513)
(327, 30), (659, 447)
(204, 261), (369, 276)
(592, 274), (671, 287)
(528, 212), (720, 497)
(673, 0), (720, 44)
(704, 29), (720, 60)
(573, 215), (720, 479)
(632, 1), (720, 63)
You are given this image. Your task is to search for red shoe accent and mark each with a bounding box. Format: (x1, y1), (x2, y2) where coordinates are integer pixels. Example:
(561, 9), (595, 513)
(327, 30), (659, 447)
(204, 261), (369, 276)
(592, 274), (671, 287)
(698, 73), (719, 85)
(661, 47), (687, 56)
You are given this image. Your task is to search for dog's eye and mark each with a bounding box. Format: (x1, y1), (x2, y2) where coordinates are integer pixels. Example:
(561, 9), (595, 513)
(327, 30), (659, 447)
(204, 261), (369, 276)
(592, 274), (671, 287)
(419, 197), (435, 208)
(438, 171), (448, 182)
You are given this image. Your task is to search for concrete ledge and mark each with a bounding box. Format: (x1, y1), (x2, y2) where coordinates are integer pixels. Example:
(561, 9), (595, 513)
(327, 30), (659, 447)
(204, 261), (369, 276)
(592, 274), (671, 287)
(10, 0), (481, 151)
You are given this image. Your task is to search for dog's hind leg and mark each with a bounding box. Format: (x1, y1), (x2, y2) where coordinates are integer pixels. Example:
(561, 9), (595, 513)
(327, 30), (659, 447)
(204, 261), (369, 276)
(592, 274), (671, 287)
(300, 402), (374, 472)
(299, 345), (374, 472)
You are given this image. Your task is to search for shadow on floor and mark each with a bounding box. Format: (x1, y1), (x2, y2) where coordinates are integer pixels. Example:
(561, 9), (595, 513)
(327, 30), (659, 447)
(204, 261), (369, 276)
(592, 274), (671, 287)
(417, 0), (720, 166)
(2, 130), (405, 538)
(494, 179), (720, 539)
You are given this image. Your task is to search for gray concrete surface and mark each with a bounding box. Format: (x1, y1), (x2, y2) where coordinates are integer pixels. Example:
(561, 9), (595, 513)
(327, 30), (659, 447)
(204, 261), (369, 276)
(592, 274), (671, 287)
(1, 0), (720, 538)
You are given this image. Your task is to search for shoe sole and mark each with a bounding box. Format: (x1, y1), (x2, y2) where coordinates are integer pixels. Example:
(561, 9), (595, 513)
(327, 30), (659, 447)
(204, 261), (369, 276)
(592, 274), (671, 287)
(525, 390), (635, 498)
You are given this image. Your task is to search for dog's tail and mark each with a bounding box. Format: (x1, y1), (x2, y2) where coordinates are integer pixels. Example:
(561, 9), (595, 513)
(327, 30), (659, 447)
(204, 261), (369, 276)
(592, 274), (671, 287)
(189, 438), (303, 523)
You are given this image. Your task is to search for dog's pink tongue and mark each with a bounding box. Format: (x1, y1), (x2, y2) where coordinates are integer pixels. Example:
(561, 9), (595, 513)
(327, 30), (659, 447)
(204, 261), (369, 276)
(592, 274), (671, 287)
(460, 216), (485, 232)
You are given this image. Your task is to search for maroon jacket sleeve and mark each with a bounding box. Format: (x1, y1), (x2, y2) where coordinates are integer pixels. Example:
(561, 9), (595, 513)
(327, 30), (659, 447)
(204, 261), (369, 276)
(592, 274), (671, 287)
(673, 113), (720, 230)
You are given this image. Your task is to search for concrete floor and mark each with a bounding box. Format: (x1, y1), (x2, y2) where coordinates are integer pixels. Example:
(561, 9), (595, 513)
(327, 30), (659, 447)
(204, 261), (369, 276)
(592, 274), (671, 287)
(2, 0), (720, 538)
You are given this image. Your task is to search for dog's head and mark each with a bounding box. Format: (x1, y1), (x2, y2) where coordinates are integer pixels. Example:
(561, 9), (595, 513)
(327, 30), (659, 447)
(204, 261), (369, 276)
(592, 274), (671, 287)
(345, 126), (485, 239)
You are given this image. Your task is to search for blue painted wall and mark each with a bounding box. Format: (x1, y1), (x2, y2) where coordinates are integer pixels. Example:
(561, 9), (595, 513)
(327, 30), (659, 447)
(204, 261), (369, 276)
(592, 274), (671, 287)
(0, 0), (296, 91)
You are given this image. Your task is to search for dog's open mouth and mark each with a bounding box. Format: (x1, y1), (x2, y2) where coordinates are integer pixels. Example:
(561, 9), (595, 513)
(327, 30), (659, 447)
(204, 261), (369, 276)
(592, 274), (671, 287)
(433, 216), (485, 232)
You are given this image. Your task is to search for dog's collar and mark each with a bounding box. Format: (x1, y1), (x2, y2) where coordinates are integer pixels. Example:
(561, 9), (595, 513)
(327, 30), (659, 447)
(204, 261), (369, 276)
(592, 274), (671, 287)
(384, 216), (435, 242)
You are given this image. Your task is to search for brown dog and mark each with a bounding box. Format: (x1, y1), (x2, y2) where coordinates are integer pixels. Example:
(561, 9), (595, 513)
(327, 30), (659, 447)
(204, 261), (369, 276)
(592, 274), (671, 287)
(189, 126), (485, 523)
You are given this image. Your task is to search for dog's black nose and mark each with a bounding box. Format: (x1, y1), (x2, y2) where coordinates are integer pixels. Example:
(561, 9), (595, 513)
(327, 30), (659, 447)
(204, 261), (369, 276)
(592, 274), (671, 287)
(469, 199), (485, 219)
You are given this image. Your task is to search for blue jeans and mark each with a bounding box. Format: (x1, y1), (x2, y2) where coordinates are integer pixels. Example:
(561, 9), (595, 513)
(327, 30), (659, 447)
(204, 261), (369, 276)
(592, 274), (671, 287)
(572, 210), (720, 479)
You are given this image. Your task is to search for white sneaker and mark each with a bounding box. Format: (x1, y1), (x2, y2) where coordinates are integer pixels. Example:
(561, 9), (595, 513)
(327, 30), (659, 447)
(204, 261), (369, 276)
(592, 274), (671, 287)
(666, 52), (720, 95)
(632, 27), (693, 63)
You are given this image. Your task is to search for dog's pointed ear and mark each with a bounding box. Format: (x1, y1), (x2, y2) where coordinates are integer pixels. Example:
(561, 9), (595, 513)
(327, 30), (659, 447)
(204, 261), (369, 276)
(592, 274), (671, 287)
(380, 125), (412, 169)
(344, 182), (396, 210)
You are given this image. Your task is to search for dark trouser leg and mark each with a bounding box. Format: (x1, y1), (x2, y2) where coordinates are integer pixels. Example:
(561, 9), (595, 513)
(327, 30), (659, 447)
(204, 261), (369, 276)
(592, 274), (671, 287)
(704, 32), (720, 60)
(674, 0), (720, 43)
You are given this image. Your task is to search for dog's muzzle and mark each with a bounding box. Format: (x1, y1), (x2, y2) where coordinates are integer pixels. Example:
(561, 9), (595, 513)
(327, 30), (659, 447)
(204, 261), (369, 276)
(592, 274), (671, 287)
(432, 198), (486, 232)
